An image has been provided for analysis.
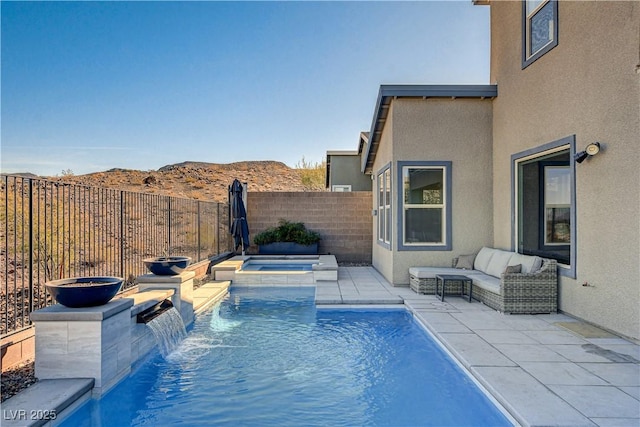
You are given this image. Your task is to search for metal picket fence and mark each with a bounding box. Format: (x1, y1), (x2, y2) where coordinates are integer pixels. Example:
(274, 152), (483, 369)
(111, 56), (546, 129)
(1, 175), (231, 337)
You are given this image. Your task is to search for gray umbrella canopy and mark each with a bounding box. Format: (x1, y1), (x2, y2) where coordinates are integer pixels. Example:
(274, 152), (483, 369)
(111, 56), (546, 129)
(229, 179), (250, 254)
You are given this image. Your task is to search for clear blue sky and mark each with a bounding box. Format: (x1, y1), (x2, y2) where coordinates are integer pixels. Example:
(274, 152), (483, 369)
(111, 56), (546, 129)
(1, 1), (489, 176)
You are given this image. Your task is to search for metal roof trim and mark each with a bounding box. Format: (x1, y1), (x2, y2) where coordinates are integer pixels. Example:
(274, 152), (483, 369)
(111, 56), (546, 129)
(361, 84), (497, 173)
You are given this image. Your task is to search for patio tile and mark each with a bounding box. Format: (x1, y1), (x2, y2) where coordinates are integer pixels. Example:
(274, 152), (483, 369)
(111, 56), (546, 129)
(494, 344), (568, 363)
(592, 343), (640, 361)
(519, 362), (609, 386)
(437, 333), (516, 367)
(523, 329), (588, 345)
(472, 366), (594, 426)
(620, 386), (640, 400)
(548, 385), (640, 418)
(578, 363), (640, 387)
(590, 417), (640, 427)
(407, 300), (457, 310)
(537, 313), (577, 323)
(414, 313), (472, 333)
(445, 298), (491, 311)
(450, 312), (514, 331)
(475, 329), (540, 345)
(501, 316), (560, 331)
(546, 344), (615, 363)
(422, 322), (472, 334)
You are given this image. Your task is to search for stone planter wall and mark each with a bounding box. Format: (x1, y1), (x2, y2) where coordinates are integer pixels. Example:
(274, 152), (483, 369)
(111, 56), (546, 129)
(258, 242), (318, 255)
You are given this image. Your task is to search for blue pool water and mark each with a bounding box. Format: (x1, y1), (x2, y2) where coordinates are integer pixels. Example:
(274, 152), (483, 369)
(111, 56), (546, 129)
(242, 262), (315, 271)
(60, 287), (511, 427)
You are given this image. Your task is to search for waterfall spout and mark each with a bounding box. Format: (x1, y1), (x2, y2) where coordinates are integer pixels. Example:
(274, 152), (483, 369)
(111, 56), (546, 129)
(146, 307), (187, 357)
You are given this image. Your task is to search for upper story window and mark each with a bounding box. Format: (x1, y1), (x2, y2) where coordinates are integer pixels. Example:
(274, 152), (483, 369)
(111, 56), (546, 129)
(522, 0), (558, 68)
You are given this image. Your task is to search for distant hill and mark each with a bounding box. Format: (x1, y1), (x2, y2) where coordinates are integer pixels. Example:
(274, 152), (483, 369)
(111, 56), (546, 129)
(46, 161), (321, 203)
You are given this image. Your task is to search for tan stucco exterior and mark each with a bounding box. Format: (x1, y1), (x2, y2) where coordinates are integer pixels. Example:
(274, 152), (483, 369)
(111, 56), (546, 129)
(372, 98), (494, 285)
(490, 1), (640, 339)
(366, 1), (639, 340)
(326, 153), (372, 191)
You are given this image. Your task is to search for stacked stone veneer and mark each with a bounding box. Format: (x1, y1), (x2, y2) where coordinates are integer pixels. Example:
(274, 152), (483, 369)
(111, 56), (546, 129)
(247, 192), (372, 264)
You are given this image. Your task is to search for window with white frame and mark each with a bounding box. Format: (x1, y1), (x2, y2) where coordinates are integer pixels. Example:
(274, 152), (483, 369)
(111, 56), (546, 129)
(401, 165), (448, 247)
(523, 0), (558, 68)
(377, 166), (391, 246)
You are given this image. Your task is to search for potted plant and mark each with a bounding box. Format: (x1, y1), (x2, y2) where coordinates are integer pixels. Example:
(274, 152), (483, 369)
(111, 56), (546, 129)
(253, 219), (321, 255)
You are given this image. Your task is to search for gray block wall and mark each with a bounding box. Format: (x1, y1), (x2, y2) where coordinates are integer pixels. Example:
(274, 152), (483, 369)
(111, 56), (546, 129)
(246, 192), (372, 264)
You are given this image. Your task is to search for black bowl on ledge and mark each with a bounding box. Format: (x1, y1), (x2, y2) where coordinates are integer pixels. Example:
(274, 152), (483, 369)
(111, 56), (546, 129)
(45, 276), (124, 308)
(143, 256), (192, 276)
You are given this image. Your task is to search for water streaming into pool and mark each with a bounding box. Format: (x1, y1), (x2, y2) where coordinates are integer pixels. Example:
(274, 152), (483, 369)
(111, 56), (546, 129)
(146, 307), (187, 357)
(59, 287), (512, 426)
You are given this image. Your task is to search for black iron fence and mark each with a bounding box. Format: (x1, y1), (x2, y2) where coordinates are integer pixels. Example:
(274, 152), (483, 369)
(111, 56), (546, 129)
(1, 175), (231, 337)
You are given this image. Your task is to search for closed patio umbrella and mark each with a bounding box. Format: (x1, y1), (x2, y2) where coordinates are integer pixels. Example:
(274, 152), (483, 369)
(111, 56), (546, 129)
(229, 179), (250, 255)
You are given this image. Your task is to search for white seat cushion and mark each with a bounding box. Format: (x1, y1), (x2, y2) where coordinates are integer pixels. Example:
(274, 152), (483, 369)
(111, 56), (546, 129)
(508, 253), (543, 274)
(473, 247), (496, 273)
(485, 249), (516, 278)
(409, 267), (460, 279)
(472, 274), (501, 295)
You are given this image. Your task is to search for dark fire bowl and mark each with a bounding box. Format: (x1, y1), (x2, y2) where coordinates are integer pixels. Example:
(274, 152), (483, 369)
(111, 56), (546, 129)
(45, 276), (124, 308)
(143, 256), (192, 276)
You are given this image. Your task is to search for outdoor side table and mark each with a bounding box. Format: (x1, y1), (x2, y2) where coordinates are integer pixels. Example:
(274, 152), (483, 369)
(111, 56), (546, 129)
(435, 274), (473, 302)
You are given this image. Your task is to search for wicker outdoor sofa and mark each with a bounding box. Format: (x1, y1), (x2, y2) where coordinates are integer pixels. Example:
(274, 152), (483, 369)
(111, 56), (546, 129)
(409, 247), (558, 314)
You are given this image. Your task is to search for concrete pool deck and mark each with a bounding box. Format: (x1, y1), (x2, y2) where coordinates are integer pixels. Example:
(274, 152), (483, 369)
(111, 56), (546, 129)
(317, 267), (640, 427)
(4, 267), (637, 426)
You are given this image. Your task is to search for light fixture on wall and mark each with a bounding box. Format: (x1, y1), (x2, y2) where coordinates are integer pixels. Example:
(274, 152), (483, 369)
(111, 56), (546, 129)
(574, 142), (601, 164)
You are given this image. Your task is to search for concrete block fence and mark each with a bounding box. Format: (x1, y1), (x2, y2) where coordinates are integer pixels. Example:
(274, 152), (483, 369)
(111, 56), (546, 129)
(246, 192), (372, 264)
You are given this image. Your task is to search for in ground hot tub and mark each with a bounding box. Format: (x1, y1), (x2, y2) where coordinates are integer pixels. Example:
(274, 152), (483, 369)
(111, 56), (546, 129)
(212, 255), (338, 284)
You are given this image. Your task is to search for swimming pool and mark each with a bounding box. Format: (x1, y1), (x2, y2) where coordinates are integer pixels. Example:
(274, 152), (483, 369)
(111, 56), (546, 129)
(59, 287), (512, 426)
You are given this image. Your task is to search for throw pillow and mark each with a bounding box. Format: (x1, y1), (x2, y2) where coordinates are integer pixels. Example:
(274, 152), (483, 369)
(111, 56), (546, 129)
(455, 254), (476, 270)
(504, 264), (522, 274)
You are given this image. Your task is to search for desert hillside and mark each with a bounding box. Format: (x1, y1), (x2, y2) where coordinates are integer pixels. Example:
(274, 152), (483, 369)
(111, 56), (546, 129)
(47, 161), (321, 203)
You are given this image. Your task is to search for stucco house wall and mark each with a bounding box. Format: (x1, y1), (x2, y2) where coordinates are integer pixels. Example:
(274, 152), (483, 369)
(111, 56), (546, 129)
(489, 1), (639, 339)
(371, 104), (395, 282)
(372, 98), (494, 285)
(327, 153), (372, 191)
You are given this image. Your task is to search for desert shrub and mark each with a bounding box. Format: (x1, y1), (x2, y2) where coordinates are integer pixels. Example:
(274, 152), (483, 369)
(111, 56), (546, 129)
(253, 219), (321, 246)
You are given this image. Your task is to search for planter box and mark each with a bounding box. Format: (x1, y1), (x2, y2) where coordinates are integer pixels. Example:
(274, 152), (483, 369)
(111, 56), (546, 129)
(258, 242), (318, 255)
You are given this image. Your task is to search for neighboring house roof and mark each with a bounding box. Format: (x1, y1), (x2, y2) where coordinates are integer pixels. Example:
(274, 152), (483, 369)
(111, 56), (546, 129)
(325, 132), (371, 188)
(361, 84), (498, 173)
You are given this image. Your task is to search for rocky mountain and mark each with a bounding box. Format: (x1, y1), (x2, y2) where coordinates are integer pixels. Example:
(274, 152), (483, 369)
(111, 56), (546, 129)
(47, 161), (321, 203)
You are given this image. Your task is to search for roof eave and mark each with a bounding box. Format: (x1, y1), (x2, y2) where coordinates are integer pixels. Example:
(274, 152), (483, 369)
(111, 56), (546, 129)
(361, 84), (498, 174)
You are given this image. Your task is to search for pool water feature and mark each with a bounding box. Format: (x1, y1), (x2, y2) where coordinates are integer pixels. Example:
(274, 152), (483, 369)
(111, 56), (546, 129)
(59, 287), (512, 427)
(145, 307), (187, 357)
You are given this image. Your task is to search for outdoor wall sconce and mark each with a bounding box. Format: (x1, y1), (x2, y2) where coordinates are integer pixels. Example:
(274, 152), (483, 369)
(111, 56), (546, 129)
(574, 142), (601, 163)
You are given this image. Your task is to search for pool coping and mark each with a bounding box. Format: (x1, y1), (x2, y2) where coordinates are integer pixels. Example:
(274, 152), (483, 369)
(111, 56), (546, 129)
(0, 378), (94, 427)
